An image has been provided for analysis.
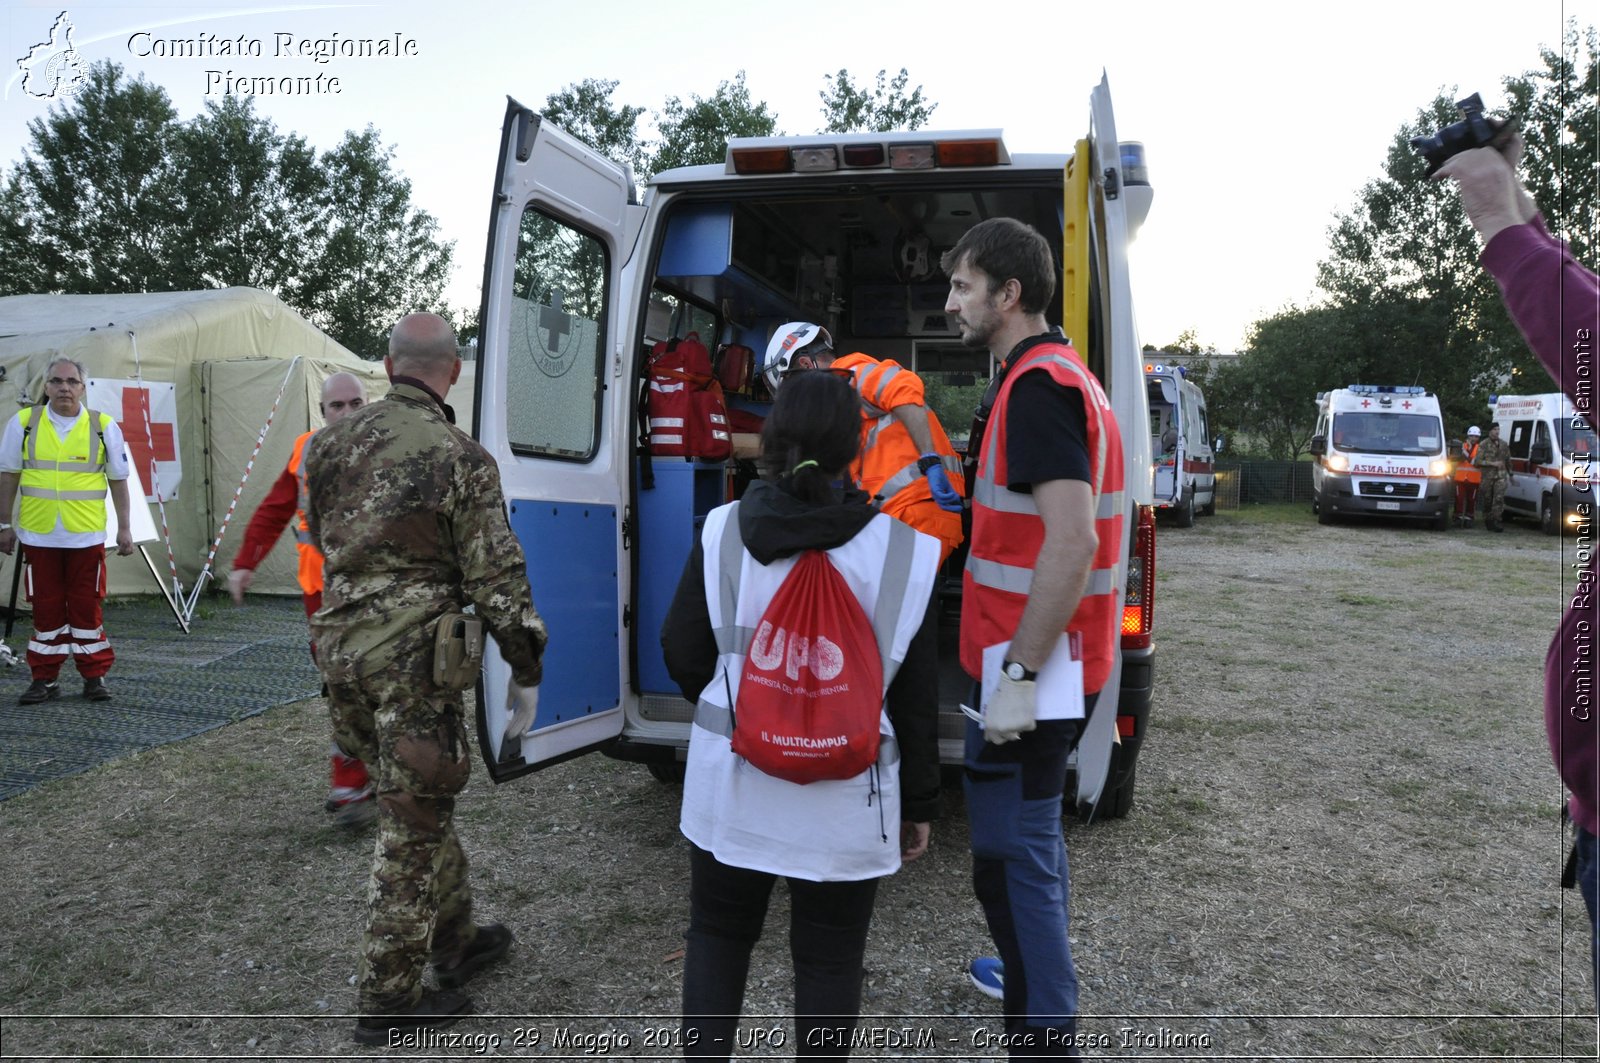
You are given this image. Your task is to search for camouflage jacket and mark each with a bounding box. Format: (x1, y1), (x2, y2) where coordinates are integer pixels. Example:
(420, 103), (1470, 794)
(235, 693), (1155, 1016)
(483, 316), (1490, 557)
(304, 380), (547, 686)
(1472, 435), (1511, 474)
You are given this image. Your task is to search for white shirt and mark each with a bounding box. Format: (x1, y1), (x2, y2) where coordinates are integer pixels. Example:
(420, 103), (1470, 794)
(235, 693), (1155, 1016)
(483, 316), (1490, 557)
(0, 405), (131, 548)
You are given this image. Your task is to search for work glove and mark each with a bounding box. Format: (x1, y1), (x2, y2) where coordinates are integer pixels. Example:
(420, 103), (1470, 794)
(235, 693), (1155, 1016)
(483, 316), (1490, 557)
(984, 673), (1038, 745)
(501, 678), (541, 760)
(922, 454), (963, 512)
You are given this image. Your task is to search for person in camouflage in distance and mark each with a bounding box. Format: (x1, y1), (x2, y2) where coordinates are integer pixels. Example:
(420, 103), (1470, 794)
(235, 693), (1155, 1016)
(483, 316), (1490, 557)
(304, 312), (548, 1045)
(1473, 422), (1512, 532)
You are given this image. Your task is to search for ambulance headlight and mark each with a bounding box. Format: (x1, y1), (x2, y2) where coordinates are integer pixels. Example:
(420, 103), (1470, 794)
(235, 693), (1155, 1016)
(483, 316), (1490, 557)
(1326, 453), (1350, 472)
(1564, 462), (1593, 485)
(1429, 459), (1451, 477)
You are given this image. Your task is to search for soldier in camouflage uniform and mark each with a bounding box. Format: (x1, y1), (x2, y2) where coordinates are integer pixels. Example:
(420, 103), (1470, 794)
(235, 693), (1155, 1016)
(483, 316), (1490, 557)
(304, 312), (548, 1045)
(1473, 422), (1513, 532)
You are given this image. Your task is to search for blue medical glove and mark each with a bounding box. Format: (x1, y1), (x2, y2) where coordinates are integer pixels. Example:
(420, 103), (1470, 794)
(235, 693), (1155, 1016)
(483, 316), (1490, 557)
(921, 454), (962, 512)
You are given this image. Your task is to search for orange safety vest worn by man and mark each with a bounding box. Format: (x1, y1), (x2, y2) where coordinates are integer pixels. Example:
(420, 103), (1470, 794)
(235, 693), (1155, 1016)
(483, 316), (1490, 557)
(1453, 427), (1482, 526)
(761, 322), (965, 561)
(228, 372), (372, 824)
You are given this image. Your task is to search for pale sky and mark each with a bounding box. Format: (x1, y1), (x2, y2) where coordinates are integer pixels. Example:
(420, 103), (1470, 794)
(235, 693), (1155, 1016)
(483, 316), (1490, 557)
(0, 0), (1585, 352)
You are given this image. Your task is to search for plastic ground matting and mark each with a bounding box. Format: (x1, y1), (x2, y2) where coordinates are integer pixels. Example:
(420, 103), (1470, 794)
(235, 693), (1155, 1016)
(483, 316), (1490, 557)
(0, 595), (320, 801)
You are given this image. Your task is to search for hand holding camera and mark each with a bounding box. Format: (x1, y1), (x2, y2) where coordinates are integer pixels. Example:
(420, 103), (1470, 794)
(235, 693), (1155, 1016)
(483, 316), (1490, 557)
(1415, 93), (1537, 242)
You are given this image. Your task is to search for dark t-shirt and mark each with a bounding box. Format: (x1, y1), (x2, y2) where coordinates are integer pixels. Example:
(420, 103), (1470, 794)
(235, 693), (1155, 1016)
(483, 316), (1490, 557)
(1002, 336), (1092, 491)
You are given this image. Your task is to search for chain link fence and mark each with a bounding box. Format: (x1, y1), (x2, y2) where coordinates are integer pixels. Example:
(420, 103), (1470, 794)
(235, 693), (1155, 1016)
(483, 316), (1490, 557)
(1211, 461), (1315, 509)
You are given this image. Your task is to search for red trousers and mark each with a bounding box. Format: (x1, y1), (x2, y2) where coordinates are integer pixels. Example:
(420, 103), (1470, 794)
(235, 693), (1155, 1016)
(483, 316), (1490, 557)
(24, 544), (112, 681)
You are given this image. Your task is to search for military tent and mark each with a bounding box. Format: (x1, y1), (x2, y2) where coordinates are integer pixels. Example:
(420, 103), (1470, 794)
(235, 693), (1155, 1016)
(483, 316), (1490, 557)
(0, 287), (477, 603)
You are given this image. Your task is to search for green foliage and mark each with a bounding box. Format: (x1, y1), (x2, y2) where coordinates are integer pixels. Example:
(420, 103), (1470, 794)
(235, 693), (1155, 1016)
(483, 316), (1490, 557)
(295, 127), (453, 359)
(1228, 25), (1598, 453)
(542, 78), (648, 178)
(649, 72), (779, 174)
(818, 68), (937, 133)
(1, 64), (182, 293)
(0, 61), (453, 360)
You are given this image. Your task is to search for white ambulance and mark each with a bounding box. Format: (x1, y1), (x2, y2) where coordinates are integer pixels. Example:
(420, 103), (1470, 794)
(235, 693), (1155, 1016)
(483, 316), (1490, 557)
(468, 76), (1158, 819)
(1490, 392), (1597, 534)
(1145, 361), (1215, 526)
(1310, 385), (1452, 528)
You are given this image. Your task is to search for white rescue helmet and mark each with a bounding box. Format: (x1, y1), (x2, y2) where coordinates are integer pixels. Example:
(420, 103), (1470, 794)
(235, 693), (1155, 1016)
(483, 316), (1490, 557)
(1467, 425), (1482, 437)
(762, 322), (833, 394)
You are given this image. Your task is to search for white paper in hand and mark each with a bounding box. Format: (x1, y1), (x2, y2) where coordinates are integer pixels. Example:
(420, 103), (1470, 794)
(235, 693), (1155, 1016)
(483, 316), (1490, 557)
(971, 636), (1085, 726)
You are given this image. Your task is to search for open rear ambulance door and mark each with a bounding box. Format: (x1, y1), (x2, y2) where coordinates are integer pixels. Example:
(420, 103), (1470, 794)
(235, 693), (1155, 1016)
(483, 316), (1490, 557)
(1070, 74), (1153, 817)
(474, 100), (638, 781)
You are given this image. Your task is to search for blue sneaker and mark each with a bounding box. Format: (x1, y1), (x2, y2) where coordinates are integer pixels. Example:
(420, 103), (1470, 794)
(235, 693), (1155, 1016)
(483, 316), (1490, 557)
(968, 956), (1004, 1000)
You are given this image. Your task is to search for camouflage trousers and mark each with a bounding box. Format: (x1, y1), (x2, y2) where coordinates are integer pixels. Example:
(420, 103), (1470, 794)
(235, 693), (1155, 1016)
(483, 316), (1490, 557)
(328, 655), (482, 1009)
(1480, 471), (1508, 523)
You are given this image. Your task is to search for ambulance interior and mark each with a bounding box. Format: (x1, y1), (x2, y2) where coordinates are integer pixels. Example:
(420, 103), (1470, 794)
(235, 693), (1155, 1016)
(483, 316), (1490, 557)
(627, 176), (1075, 735)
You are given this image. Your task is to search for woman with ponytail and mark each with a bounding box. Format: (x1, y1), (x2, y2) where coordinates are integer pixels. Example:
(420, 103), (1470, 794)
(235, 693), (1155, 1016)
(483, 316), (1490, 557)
(662, 369), (942, 1059)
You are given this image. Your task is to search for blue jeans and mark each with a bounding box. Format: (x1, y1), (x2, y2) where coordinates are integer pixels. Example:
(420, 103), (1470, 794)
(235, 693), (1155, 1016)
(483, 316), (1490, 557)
(1577, 825), (1600, 995)
(963, 691), (1096, 1060)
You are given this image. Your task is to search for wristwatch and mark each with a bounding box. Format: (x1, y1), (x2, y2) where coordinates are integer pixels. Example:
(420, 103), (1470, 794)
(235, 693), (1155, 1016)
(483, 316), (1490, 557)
(917, 453), (942, 474)
(1001, 659), (1036, 682)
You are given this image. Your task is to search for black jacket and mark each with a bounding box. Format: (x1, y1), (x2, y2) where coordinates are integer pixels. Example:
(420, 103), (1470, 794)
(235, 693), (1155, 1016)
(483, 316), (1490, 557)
(661, 478), (942, 822)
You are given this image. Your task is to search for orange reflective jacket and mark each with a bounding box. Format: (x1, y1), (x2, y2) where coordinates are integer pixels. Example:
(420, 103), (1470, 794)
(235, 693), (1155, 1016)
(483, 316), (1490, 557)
(289, 430), (325, 595)
(1455, 441), (1481, 484)
(833, 352), (965, 561)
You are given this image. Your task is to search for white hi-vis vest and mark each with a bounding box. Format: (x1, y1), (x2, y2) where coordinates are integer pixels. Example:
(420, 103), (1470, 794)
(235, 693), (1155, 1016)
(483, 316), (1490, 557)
(678, 500), (940, 882)
(18, 406), (113, 535)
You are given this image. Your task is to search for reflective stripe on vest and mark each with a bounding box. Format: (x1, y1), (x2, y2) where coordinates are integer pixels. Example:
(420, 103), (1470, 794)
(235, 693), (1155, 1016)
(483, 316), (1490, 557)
(833, 354), (966, 526)
(289, 430), (325, 595)
(961, 343), (1126, 692)
(17, 406), (110, 535)
(694, 503), (923, 768)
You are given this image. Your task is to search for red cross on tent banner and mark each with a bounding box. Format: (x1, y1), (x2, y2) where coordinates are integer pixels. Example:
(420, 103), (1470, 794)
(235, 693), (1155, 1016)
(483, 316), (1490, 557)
(86, 379), (181, 502)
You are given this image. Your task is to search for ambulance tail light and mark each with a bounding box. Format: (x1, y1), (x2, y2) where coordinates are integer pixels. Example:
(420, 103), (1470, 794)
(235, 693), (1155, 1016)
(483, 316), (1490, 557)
(1121, 505), (1156, 650)
(729, 147), (792, 175)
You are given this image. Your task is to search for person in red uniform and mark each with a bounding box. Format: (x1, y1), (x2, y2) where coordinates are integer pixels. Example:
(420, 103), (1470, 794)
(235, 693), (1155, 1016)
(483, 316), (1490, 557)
(229, 372), (370, 823)
(944, 217), (1126, 1059)
(0, 358), (136, 703)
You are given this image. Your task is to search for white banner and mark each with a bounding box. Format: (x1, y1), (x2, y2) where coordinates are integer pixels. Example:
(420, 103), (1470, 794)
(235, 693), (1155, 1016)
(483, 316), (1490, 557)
(86, 379), (181, 501)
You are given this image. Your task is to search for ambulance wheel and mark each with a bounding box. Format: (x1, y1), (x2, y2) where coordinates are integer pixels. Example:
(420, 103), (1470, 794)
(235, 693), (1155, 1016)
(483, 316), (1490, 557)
(647, 762), (686, 784)
(1174, 488), (1195, 528)
(1079, 759), (1136, 821)
(1433, 508), (1450, 531)
(1316, 494), (1336, 525)
(1542, 498), (1560, 536)
(1199, 492), (1216, 517)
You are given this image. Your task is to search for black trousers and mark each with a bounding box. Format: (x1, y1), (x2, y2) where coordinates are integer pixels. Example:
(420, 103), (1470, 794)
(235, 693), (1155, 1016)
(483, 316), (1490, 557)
(681, 844), (880, 1060)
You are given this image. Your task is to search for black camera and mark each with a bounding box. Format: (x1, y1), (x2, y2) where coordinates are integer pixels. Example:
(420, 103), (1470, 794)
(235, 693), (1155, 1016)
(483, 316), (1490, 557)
(1409, 93), (1512, 177)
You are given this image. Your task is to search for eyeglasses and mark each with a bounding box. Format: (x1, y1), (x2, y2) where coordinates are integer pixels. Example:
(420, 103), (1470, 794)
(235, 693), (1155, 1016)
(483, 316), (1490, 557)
(47, 377), (83, 387)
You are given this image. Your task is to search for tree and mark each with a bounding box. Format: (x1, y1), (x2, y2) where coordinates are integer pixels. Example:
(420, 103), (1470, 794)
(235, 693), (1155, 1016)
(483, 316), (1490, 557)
(818, 68), (936, 133)
(541, 78), (648, 178)
(0, 62), (184, 294)
(1503, 22), (1599, 266)
(169, 95), (323, 297)
(296, 127), (454, 359)
(648, 72), (779, 174)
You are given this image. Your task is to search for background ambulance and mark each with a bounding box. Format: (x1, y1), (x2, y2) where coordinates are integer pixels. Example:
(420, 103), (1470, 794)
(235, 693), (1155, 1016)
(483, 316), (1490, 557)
(467, 76), (1158, 820)
(1490, 392), (1596, 535)
(1145, 361), (1215, 526)
(1310, 385), (1452, 529)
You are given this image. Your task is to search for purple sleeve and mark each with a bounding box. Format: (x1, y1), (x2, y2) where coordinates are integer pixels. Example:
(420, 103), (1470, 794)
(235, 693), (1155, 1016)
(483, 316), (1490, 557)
(1485, 218), (1600, 833)
(1480, 217), (1599, 406)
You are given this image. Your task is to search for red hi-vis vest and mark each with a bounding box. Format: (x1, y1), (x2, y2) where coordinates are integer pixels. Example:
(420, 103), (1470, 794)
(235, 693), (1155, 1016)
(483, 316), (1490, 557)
(960, 342), (1126, 693)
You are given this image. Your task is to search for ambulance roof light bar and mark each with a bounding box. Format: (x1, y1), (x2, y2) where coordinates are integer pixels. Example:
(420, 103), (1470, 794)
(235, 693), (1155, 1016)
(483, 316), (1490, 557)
(1347, 384), (1427, 396)
(1143, 363), (1188, 377)
(727, 129), (1011, 175)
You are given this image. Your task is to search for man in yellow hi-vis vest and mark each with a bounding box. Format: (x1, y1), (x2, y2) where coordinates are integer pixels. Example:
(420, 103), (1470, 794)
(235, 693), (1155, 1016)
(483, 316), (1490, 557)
(0, 358), (135, 703)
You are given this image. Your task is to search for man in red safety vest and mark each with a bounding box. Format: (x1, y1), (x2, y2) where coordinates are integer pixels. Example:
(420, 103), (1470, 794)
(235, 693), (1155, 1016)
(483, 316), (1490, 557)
(943, 217), (1125, 1059)
(229, 372), (371, 825)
